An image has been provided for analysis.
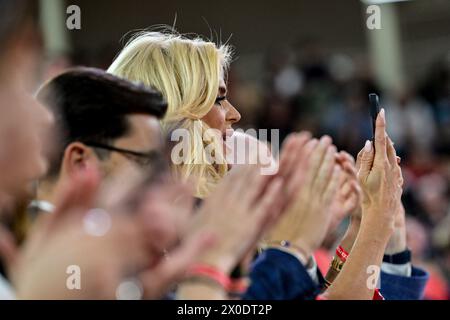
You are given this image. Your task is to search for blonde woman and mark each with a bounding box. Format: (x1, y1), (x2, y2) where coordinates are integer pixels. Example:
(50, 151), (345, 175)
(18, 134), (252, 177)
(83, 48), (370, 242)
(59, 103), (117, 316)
(106, 30), (412, 301)
(108, 31), (241, 198)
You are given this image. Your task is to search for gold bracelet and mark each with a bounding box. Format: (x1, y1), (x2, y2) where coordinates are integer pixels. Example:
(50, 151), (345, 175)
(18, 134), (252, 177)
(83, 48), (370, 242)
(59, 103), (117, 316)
(330, 256), (345, 272)
(323, 279), (332, 288)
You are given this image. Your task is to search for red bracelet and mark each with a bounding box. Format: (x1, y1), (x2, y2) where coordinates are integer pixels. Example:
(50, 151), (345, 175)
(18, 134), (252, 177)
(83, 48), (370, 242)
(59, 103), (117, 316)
(186, 264), (232, 291)
(336, 245), (349, 262)
(317, 291), (383, 300)
(228, 278), (250, 294)
(373, 288), (384, 300)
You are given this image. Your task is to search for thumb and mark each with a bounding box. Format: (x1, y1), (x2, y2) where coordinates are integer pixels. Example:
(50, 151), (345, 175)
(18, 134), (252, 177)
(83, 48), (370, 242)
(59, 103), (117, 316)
(358, 140), (374, 182)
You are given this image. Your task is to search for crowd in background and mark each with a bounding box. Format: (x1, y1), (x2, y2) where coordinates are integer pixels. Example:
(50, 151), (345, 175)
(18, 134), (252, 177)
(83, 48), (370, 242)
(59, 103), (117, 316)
(57, 36), (450, 300)
(245, 41), (450, 300)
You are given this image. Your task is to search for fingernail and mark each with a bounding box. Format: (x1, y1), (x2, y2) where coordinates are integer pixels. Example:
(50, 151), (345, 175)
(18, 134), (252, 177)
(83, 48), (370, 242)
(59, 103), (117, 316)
(380, 108), (385, 120)
(307, 138), (319, 148)
(320, 135), (331, 144)
(364, 140), (372, 152)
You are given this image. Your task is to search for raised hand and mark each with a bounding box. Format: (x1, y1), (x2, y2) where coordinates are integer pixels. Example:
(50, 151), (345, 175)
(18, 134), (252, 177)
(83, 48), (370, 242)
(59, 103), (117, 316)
(13, 165), (215, 299)
(384, 138), (407, 255)
(357, 109), (401, 237)
(188, 164), (284, 275)
(266, 134), (342, 262)
(329, 151), (362, 231)
(324, 109), (402, 299)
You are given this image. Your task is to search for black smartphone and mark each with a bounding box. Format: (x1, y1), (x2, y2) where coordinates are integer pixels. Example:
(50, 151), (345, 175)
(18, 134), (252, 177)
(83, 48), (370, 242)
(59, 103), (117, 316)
(369, 93), (381, 140)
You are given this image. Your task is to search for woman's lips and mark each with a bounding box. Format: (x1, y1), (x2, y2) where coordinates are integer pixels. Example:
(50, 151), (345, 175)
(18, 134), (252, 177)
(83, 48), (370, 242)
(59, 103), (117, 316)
(223, 129), (235, 140)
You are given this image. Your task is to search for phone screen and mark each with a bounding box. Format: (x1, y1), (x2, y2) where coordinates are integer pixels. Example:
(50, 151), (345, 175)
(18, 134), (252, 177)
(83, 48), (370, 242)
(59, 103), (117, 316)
(369, 93), (380, 140)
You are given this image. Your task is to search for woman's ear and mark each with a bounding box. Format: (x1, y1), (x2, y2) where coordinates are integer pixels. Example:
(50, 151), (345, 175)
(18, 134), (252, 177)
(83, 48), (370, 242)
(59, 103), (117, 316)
(61, 142), (99, 177)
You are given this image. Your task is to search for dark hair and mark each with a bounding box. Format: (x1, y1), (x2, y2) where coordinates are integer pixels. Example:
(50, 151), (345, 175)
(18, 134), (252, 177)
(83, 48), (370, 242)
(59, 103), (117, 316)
(36, 67), (168, 177)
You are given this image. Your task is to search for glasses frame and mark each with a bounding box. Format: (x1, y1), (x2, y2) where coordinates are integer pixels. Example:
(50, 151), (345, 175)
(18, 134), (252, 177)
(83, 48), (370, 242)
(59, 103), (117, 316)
(83, 141), (161, 167)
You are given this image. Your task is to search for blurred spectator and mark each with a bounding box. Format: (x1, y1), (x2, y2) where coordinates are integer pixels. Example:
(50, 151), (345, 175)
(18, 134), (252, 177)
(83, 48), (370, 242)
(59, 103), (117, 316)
(406, 217), (449, 300)
(386, 87), (437, 158)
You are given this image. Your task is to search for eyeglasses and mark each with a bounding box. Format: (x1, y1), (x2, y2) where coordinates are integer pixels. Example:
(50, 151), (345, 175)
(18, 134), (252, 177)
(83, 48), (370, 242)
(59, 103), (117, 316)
(83, 141), (163, 168)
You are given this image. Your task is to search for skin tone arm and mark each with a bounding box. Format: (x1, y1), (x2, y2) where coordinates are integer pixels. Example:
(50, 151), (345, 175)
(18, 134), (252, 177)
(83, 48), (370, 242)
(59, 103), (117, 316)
(325, 140), (406, 285)
(322, 109), (403, 299)
(324, 152), (362, 284)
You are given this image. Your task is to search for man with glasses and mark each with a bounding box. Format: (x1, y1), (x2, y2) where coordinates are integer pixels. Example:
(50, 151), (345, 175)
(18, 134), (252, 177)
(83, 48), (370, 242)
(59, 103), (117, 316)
(32, 67), (168, 213)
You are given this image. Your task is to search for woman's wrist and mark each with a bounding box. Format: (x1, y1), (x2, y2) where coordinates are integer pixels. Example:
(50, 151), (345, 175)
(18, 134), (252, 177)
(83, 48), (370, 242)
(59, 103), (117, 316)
(385, 225), (407, 255)
(357, 218), (392, 249)
(177, 281), (227, 300)
(184, 263), (232, 291)
(360, 208), (395, 239)
(339, 219), (360, 253)
(349, 215), (361, 228)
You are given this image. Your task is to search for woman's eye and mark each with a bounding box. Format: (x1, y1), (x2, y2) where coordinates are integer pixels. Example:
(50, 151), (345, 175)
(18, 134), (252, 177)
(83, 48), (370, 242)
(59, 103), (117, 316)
(215, 96), (226, 106)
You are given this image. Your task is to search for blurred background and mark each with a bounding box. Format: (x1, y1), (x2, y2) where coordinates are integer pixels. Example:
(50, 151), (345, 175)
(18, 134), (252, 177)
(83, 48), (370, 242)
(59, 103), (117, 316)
(37, 0), (450, 299)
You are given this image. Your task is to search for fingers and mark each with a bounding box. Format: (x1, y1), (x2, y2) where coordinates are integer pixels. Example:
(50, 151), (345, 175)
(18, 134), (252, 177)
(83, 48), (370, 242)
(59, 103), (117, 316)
(278, 132), (311, 179)
(340, 179), (352, 199)
(254, 177), (284, 228)
(336, 151), (356, 167)
(385, 137), (404, 188)
(356, 148), (364, 172)
(358, 140), (374, 182)
(343, 191), (358, 214)
(323, 165), (343, 205)
(350, 179), (362, 199)
(229, 165), (260, 201)
(262, 186), (288, 230)
(303, 136), (332, 188)
(284, 138), (318, 197)
(278, 134), (298, 178)
(386, 137), (397, 168)
(340, 156), (359, 196)
(374, 108), (388, 166)
(313, 145), (337, 192)
(140, 230), (216, 299)
(342, 157), (358, 180)
(246, 168), (272, 206)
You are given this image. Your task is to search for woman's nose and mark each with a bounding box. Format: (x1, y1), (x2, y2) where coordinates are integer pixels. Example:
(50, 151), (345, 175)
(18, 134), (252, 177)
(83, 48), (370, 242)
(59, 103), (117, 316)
(226, 102), (241, 124)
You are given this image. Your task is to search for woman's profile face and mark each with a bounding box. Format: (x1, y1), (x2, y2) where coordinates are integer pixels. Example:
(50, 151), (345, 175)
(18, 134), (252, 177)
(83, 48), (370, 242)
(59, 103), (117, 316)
(201, 77), (241, 155)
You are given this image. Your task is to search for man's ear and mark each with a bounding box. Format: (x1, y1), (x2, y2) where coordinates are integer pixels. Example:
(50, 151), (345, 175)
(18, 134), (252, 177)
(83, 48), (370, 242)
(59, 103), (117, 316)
(61, 142), (100, 177)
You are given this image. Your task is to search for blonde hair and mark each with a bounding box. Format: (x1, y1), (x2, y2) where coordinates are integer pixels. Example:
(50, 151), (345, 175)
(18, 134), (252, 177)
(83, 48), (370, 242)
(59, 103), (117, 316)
(107, 30), (233, 198)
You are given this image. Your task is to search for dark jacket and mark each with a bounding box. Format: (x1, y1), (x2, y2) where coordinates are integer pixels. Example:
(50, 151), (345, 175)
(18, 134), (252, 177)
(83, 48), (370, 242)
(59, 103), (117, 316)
(243, 248), (429, 300)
